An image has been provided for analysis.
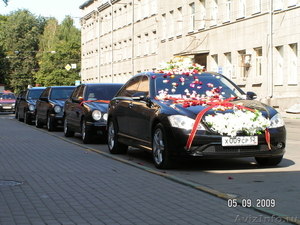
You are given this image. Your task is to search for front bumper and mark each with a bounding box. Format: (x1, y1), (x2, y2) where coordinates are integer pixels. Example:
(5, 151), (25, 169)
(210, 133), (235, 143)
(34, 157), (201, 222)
(0, 105), (15, 112)
(166, 126), (286, 159)
(85, 121), (107, 135)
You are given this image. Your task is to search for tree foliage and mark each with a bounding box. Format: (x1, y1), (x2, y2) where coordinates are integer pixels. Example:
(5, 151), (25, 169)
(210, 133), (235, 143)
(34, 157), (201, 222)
(0, 10), (81, 93)
(35, 16), (81, 86)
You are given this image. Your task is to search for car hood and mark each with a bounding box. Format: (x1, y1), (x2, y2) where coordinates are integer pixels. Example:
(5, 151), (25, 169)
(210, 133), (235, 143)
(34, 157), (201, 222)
(49, 100), (65, 107)
(160, 99), (278, 119)
(83, 101), (109, 112)
(0, 99), (15, 104)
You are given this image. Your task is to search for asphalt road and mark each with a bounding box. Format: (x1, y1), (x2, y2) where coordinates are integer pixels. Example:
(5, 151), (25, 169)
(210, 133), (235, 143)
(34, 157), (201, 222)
(2, 112), (300, 222)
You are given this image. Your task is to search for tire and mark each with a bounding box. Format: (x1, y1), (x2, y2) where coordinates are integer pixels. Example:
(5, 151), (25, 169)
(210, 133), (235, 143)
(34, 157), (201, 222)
(152, 123), (179, 169)
(107, 119), (128, 154)
(255, 156), (283, 166)
(24, 112), (31, 125)
(47, 114), (56, 131)
(81, 119), (92, 144)
(35, 114), (43, 128)
(64, 118), (75, 137)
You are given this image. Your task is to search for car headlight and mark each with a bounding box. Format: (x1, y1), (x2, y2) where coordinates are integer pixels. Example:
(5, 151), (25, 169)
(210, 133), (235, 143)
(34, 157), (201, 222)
(268, 113), (285, 128)
(92, 110), (102, 121)
(168, 115), (206, 130)
(103, 113), (108, 121)
(54, 105), (62, 113)
(29, 104), (35, 111)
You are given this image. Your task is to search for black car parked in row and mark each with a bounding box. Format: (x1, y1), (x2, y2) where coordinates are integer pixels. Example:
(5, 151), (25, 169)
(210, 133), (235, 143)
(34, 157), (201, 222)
(107, 72), (286, 169)
(15, 87), (46, 124)
(35, 86), (75, 131)
(63, 83), (123, 144)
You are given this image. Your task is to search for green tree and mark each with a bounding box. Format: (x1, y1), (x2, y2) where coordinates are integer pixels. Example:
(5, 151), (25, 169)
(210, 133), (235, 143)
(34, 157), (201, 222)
(0, 9), (45, 93)
(2, 0), (8, 6)
(0, 14), (9, 86)
(35, 16), (81, 86)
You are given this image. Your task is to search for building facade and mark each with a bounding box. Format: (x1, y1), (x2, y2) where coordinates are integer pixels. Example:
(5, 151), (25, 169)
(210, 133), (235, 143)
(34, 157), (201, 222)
(79, 0), (300, 111)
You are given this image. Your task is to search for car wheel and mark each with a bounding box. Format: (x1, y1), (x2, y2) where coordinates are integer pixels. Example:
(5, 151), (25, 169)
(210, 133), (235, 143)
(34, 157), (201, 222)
(152, 123), (179, 169)
(35, 114), (43, 128)
(81, 119), (92, 144)
(47, 114), (56, 131)
(24, 112), (31, 125)
(107, 119), (128, 154)
(64, 118), (75, 137)
(255, 156), (283, 166)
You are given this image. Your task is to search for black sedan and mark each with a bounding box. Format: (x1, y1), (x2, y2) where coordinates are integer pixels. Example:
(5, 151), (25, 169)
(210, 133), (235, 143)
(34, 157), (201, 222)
(15, 87), (46, 124)
(35, 86), (75, 131)
(107, 72), (286, 169)
(63, 83), (123, 144)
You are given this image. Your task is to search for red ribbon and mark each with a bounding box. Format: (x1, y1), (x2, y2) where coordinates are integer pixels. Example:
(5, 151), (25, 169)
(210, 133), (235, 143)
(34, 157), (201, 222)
(185, 98), (271, 150)
(80, 100), (110, 106)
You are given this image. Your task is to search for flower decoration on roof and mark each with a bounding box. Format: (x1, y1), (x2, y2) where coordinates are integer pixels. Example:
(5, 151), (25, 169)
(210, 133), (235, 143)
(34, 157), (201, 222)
(154, 57), (204, 76)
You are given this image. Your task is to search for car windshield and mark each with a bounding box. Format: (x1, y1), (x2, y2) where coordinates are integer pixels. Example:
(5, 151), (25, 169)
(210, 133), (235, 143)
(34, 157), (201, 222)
(86, 85), (121, 101)
(28, 89), (45, 100)
(154, 74), (243, 99)
(50, 88), (74, 100)
(0, 93), (15, 100)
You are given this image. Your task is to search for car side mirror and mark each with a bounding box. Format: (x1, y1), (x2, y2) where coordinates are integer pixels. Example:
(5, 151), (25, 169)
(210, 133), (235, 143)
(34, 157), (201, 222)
(132, 92), (146, 100)
(39, 96), (48, 102)
(246, 91), (257, 100)
(72, 96), (83, 103)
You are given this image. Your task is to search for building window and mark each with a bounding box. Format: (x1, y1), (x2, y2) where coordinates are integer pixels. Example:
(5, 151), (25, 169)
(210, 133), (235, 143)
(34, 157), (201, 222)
(274, 0), (283, 11)
(288, 43), (298, 85)
(199, 0), (206, 29)
(225, 0), (231, 22)
(288, 0), (297, 7)
(253, 0), (262, 13)
(189, 3), (195, 32)
(238, 0), (246, 18)
(255, 48), (262, 77)
(211, 0), (218, 26)
(137, 35), (141, 57)
(211, 54), (218, 72)
(169, 10), (174, 38)
(152, 30), (157, 54)
(177, 7), (183, 36)
(145, 33), (149, 55)
(151, 0), (157, 15)
(275, 46), (284, 85)
(224, 52), (232, 79)
(162, 14), (167, 40)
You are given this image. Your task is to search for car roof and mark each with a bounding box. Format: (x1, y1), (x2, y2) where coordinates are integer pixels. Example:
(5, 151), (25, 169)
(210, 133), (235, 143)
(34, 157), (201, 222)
(47, 86), (76, 89)
(81, 83), (123, 86)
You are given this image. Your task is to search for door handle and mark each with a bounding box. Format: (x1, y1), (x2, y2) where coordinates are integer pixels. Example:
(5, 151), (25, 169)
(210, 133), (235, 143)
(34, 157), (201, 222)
(129, 103), (133, 108)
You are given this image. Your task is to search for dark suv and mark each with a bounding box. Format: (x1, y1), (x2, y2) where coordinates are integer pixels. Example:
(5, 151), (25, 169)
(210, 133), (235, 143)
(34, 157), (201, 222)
(63, 83), (123, 144)
(15, 87), (46, 124)
(35, 86), (75, 131)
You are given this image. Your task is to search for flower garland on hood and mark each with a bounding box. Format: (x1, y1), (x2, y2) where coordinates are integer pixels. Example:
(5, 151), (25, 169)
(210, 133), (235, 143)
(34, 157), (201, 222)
(154, 57), (271, 150)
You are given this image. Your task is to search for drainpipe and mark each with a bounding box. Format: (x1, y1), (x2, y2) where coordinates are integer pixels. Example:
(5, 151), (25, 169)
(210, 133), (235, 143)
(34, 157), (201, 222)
(109, 0), (114, 82)
(131, 0), (135, 76)
(267, 0), (274, 99)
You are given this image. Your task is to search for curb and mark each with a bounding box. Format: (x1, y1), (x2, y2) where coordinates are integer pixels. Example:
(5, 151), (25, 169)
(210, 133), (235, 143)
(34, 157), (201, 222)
(17, 119), (300, 225)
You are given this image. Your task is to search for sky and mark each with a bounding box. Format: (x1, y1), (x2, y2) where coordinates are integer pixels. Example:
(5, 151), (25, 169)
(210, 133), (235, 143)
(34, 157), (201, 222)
(0, 0), (85, 28)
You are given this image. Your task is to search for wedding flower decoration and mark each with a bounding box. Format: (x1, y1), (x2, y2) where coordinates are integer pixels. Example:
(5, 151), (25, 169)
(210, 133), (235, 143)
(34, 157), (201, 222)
(154, 57), (204, 76)
(205, 110), (270, 137)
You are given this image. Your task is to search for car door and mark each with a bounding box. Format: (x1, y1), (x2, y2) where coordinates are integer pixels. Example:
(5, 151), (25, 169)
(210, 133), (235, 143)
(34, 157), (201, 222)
(37, 87), (50, 122)
(114, 76), (141, 136)
(66, 85), (84, 131)
(127, 75), (154, 143)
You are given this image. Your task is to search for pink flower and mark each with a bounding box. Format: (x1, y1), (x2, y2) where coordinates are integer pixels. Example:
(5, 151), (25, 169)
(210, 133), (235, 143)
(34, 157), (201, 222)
(151, 75), (156, 79)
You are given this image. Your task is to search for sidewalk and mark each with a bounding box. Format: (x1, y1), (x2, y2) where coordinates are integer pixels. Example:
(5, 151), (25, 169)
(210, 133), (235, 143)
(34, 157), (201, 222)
(0, 117), (296, 225)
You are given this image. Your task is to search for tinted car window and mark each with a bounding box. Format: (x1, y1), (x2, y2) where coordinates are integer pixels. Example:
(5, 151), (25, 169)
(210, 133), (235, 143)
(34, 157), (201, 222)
(118, 76), (140, 97)
(86, 85), (123, 101)
(154, 74), (242, 98)
(136, 76), (149, 96)
(28, 89), (45, 100)
(50, 88), (74, 100)
(0, 93), (15, 99)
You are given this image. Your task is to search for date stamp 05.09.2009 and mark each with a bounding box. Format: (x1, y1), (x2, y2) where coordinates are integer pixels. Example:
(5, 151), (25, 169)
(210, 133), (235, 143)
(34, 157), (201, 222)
(227, 198), (276, 208)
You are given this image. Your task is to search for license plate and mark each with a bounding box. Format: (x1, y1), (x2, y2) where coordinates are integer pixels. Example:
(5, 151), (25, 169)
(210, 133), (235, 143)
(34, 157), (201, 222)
(3, 106), (12, 109)
(222, 136), (258, 146)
